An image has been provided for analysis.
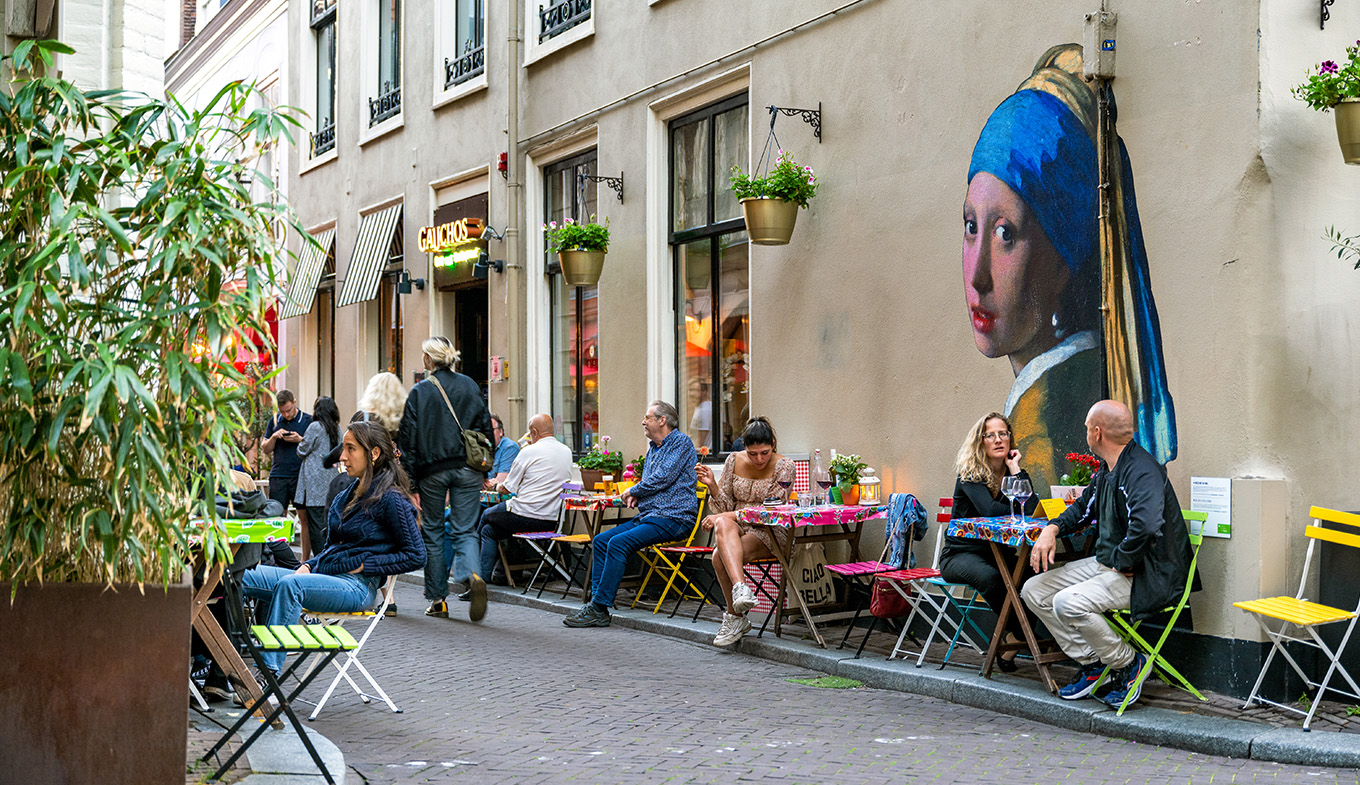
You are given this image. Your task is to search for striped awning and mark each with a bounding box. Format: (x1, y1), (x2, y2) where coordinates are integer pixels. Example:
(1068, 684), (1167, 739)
(337, 203), (403, 308)
(277, 228), (336, 319)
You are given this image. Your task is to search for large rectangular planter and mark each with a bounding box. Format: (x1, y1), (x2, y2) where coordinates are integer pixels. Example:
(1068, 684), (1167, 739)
(0, 580), (193, 785)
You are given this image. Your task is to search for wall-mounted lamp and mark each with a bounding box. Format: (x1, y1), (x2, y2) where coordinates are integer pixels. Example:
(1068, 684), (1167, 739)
(473, 249), (505, 279)
(398, 269), (426, 293)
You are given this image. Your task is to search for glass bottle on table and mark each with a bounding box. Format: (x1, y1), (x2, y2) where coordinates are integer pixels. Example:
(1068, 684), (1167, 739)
(811, 449), (832, 506)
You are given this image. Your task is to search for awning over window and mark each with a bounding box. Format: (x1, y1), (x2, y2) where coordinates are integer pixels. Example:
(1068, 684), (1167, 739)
(338, 203), (403, 308)
(277, 228), (336, 319)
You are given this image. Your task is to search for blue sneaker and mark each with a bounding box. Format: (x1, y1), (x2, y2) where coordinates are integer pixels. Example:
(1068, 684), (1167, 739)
(1101, 652), (1148, 709)
(1058, 660), (1108, 700)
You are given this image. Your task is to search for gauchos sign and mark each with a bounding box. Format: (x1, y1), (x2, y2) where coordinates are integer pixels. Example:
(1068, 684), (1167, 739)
(418, 217), (485, 253)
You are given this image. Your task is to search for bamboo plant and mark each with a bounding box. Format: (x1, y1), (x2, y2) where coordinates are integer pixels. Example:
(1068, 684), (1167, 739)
(0, 41), (307, 588)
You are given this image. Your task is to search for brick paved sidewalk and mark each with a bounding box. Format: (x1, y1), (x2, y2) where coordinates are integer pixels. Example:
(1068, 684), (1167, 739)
(294, 581), (1360, 784)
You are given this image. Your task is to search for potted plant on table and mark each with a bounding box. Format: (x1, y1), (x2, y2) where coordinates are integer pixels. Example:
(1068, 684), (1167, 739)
(1292, 40), (1360, 164)
(730, 149), (819, 245)
(0, 41), (303, 785)
(1052, 452), (1101, 501)
(577, 436), (625, 492)
(546, 214), (610, 287)
(830, 453), (868, 506)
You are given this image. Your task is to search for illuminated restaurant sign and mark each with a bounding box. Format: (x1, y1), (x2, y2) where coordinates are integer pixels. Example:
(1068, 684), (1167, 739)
(418, 217), (484, 253)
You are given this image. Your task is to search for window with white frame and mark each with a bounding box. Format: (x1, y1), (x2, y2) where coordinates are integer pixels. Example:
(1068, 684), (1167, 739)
(310, 0), (337, 157)
(538, 0), (590, 43)
(370, 0), (402, 127)
(669, 95), (749, 456)
(544, 150), (598, 454)
(443, 0), (485, 89)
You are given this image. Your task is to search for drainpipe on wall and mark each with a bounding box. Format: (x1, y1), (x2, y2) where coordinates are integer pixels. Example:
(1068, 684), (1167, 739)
(505, 0), (525, 434)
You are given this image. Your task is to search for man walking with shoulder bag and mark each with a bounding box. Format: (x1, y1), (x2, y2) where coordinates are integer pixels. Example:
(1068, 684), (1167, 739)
(398, 337), (496, 621)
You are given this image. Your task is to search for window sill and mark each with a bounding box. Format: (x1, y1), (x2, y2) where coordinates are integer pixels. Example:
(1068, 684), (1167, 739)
(359, 113), (404, 147)
(525, 16), (593, 66)
(433, 72), (488, 111)
(300, 146), (339, 175)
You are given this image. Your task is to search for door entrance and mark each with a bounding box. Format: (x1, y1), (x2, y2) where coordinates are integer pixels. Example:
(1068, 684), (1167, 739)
(454, 284), (489, 400)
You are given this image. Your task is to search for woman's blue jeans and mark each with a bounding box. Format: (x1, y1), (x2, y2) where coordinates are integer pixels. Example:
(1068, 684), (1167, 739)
(241, 565), (378, 674)
(589, 515), (689, 608)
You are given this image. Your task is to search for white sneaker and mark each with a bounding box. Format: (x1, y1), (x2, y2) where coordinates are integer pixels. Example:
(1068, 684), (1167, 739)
(713, 612), (752, 646)
(731, 582), (758, 616)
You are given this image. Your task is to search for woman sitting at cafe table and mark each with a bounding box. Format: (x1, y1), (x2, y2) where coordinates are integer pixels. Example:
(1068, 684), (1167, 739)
(694, 416), (795, 648)
(242, 420), (425, 676)
(938, 411), (1040, 672)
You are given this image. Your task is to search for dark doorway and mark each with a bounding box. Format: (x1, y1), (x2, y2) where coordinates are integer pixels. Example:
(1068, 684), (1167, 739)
(455, 285), (489, 400)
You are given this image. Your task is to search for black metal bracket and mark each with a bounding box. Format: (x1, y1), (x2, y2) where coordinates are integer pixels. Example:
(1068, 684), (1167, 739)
(1323, 0), (1335, 28)
(768, 103), (822, 143)
(578, 172), (624, 203)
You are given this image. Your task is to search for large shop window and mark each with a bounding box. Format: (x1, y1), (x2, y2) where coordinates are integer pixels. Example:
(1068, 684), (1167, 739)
(670, 95), (749, 456)
(444, 0), (484, 88)
(545, 150), (599, 453)
(370, 0), (402, 127)
(310, 0), (337, 157)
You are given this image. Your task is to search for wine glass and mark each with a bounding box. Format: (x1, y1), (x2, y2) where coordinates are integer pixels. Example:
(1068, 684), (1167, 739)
(1012, 478), (1033, 523)
(1001, 476), (1019, 523)
(813, 467), (833, 506)
(776, 477), (793, 503)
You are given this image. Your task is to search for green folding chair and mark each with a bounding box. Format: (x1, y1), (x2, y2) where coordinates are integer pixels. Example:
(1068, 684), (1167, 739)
(1094, 510), (1207, 715)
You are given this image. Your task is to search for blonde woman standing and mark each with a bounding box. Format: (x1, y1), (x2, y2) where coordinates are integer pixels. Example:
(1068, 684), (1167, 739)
(358, 372), (407, 440)
(397, 336), (494, 622)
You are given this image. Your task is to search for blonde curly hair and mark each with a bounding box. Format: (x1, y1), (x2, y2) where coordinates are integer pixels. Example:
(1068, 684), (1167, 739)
(955, 412), (1012, 495)
(358, 372), (407, 437)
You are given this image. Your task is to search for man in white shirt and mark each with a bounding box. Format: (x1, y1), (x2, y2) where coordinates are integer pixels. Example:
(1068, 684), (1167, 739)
(477, 413), (573, 586)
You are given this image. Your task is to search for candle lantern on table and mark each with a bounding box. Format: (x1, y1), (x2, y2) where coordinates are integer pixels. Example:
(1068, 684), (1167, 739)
(858, 468), (881, 506)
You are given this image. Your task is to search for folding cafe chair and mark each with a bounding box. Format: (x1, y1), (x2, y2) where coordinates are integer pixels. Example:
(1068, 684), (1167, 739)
(301, 574), (401, 720)
(517, 482), (590, 598)
(630, 489), (708, 612)
(1235, 505), (1360, 730)
(883, 497), (992, 666)
(836, 493), (926, 653)
(1091, 510), (1207, 715)
(202, 563), (357, 784)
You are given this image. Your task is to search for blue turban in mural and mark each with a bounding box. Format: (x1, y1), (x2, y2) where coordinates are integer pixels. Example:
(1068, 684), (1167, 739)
(967, 89), (1098, 275)
(965, 85), (1177, 465)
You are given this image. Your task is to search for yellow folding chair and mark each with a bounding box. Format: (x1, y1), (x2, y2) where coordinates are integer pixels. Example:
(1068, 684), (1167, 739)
(1235, 506), (1360, 730)
(630, 489), (708, 613)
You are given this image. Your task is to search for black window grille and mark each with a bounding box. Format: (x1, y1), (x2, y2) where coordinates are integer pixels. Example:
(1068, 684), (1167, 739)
(538, 0), (590, 43)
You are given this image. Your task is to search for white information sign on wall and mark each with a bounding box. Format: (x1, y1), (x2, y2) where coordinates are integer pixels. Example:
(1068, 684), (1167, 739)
(1189, 476), (1232, 538)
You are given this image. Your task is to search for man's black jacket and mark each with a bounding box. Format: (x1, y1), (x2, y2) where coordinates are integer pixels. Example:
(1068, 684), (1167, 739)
(1050, 440), (1193, 621)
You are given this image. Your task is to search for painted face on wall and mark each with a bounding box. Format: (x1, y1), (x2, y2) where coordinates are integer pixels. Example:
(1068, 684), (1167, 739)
(962, 172), (1070, 372)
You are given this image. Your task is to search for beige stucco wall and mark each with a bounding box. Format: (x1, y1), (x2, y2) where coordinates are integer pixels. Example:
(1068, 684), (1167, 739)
(283, 0), (1360, 643)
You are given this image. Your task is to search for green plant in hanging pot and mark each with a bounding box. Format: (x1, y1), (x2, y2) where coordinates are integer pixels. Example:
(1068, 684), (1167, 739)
(1292, 40), (1360, 164)
(730, 150), (819, 245)
(546, 215), (610, 287)
(0, 40), (305, 784)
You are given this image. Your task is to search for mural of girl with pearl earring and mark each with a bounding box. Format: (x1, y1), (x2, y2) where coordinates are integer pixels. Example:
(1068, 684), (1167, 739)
(962, 43), (1177, 490)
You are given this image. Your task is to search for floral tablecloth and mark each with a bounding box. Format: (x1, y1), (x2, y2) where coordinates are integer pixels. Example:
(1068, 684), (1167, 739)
(480, 490), (513, 505)
(191, 516), (295, 543)
(737, 504), (888, 529)
(562, 494), (627, 511)
(946, 516), (1047, 547)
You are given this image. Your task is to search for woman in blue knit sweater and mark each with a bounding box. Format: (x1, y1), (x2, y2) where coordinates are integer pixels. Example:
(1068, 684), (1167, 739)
(243, 420), (425, 674)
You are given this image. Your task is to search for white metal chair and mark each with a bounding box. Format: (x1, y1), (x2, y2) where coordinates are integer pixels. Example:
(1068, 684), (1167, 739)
(1235, 506), (1360, 730)
(302, 574), (401, 720)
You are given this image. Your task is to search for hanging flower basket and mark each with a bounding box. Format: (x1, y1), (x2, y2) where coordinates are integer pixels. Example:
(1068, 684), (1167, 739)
(545, 215), (610, 287)
(559, 249), (607, 287)
(730, 149), (819, 246)
(739, 197), (800, 246)
(1337, 99), (1360, 165)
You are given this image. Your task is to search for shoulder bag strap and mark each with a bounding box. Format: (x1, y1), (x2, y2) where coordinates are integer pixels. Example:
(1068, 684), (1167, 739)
(430, 373), (466, 435)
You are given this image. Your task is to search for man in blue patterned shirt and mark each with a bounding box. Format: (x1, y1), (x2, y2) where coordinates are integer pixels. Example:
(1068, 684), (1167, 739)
(563, 400), (698, 628)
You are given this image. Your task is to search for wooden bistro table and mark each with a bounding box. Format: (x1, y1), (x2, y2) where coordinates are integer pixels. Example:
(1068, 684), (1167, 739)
(945, 515), (1068, 693)
(191, 516), (295, 722)
(737, 503), (888, 648)
(556, 493), (638, 597)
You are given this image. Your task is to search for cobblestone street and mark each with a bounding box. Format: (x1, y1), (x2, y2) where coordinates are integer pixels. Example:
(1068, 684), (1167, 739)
(298, 583), (1360, 784)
